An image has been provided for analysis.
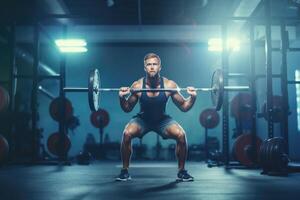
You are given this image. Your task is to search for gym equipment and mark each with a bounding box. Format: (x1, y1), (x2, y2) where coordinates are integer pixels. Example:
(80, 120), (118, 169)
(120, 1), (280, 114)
(230, 92), (253, 120)
(47, 132), (71, 156)
(64, 68), (250, 111)
(259, 137), (289, 175)
(262, 95), (286, 123)
(199, 108), (220, 129)
(90, 109), (110, 128)
(199, 108), (220, 163)
(232, 133), (262, 167)
(49, 97), (73, 122)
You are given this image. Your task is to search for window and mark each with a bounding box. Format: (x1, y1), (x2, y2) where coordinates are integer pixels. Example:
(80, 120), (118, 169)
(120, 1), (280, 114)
(295, 70), (300, 131)
(208, 38), (240, 52)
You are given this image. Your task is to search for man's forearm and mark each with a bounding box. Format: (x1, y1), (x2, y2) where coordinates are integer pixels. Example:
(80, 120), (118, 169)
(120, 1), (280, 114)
(119, 96), (132, 112)
(181, 95), (197, 112)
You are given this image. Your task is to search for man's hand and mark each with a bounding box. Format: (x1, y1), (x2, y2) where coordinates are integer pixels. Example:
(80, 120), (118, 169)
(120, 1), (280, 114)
(186, 86), (197, 97)
(119, 87), (130, 98)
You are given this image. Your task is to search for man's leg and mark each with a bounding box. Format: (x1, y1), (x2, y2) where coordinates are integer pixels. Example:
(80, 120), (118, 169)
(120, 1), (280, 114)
(121, 122), (142, 169)
(161, 121), (193, 181)
(164, 123), (187, 170)
(116, 122), (143, 181)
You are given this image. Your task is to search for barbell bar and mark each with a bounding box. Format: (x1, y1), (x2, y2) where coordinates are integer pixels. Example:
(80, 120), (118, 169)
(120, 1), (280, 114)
(64, 86), (249, 93)
(65, 87), (213, 92)
(63, 68), (250, 112)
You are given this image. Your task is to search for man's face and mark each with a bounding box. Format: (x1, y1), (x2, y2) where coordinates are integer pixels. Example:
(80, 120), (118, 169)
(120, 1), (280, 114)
(144, 57), (161, 77)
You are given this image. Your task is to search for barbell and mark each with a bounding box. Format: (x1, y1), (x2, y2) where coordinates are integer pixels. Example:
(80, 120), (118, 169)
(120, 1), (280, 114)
(63, 68), (250, 112)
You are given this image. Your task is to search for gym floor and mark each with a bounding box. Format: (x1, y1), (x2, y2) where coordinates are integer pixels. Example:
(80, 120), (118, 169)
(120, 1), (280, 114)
(1, 161), (299, 200)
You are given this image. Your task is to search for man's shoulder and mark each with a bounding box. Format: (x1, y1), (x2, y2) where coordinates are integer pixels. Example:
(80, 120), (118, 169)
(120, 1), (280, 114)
(163, 77), (177, 88)
(131, 78), (143, 88)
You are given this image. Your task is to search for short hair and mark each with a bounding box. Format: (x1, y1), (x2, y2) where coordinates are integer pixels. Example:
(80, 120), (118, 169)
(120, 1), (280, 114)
(144, 53), (161, 65)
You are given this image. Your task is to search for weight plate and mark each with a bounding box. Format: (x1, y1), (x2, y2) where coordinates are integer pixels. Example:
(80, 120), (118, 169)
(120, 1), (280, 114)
(49, 97), (73, 122)
(90, 108), (110, 128)
(211, 69), (224, 111)
(88, 68), (100, 111)
(199, 108), (220, 129)
(262, 95), (284, 123)
(47, 132), (71, 157)
(230, 92), (253, 120)
(232, 133), (262, 167)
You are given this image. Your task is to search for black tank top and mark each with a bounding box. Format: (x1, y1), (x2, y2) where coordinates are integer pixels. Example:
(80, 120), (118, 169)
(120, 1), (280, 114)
(137, 77), (169, 122)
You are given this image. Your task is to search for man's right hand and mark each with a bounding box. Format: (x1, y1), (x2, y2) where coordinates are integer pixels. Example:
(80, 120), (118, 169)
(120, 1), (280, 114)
(119, 87), (130, 98)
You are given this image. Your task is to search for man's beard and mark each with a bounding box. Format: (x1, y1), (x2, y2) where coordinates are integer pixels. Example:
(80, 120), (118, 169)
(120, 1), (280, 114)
(146, 72), (160, 88)
(149, 72), (158, 78)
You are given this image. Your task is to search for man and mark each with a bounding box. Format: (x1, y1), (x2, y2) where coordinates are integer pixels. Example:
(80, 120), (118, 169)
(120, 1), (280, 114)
(116, 53), (197, 182)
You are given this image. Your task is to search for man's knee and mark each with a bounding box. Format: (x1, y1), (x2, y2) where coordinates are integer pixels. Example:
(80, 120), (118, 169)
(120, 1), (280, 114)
(165, 124), (186, 142)
(122, 128), (139, 143)
(177, 131), (186, 144)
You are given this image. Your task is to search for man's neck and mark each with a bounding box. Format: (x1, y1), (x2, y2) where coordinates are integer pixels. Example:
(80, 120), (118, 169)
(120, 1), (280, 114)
(146, 75), (160, 88)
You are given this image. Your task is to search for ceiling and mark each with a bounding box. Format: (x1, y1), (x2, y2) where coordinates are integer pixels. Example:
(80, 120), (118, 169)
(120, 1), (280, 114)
(0, 0), (300, 43)
(1, 0), (299, 26)
(1, 0), (244, 25)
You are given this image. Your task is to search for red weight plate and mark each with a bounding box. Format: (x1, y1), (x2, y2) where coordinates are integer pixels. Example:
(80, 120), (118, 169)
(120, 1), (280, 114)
(90, 109), (110, 128)
(47, 132), (71, 156)
(49, 97), (73, 122)
(199, 108), (220, 129)
(230, 92), (253, 120)
(232, 133), (262, 167)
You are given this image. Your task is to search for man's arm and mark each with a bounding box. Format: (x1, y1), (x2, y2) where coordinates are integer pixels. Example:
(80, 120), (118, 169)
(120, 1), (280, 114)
(168, 80), (197, 112)
(119, 81), (140, 113)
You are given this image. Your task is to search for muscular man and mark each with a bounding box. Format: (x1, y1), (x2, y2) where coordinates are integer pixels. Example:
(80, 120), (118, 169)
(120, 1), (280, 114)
(116, 53), (196, 182)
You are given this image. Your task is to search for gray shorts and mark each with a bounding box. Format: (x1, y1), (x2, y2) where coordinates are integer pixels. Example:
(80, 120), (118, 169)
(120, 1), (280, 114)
(128, 115), (178, 139)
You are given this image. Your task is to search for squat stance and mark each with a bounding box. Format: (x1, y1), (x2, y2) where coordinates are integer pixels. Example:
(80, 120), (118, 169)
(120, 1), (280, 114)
(116, 53), (196, 181)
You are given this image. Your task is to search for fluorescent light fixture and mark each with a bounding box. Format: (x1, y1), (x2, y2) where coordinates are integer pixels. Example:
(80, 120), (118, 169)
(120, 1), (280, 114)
(55, 39), (88, 53)
(58, 47), (88, 53)
(55, 39), (87, 47)
(208, 38), (240, 52)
